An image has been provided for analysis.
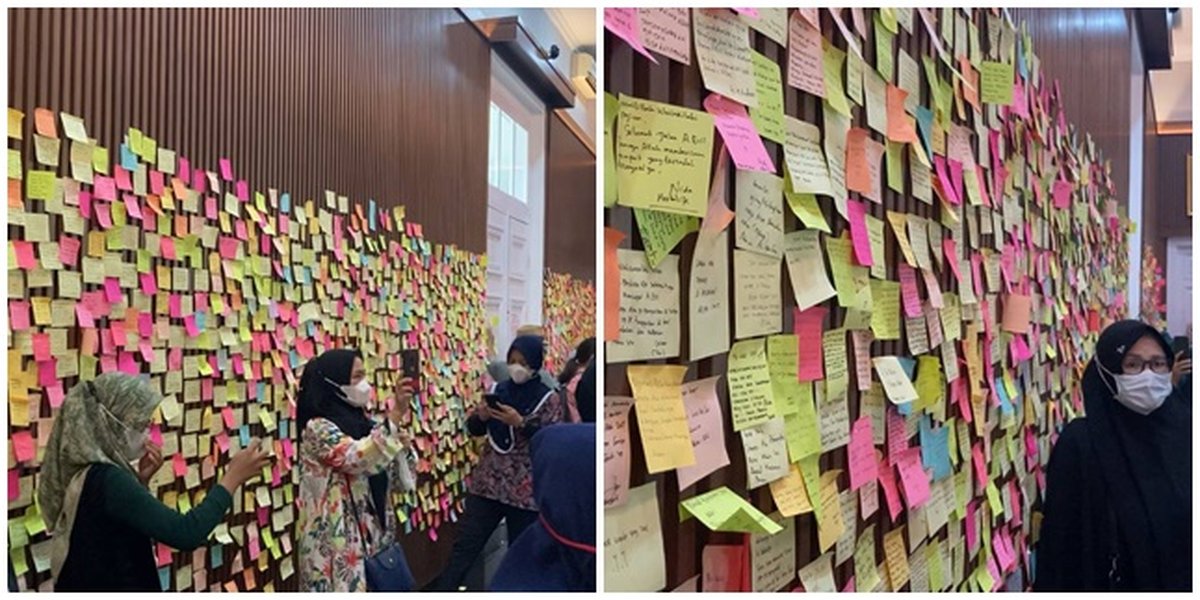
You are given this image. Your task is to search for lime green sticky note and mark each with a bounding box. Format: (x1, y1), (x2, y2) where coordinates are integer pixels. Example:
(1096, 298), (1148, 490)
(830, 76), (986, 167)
(603, 92), (618, 208)
(127, 127), (144, 156)
(26, 169), (55, 200)
(8, 149), (21, 180)
(23, 506), (45, 536)
(985, 480), (1004, 517)
(784, 384), (822, 462)
(10, 546), (28, 577)
(926, 542), (944, 591)
(634, 206), (697, 269)
(679, 486), (783, 535)
(822, 40), (851, 118)
(616, 94), (714, 217)
(874, 14), (896, 81)
(914, 355), (944, 413)
(93, 145), (109, 174)
(750, 50), (786, 144)
(797, 453), (823, 523)
(879, 8), (899, 34)
(886, 140), (905, 193)
(8, 108), (24, 140)
(786, 191), (830, 233)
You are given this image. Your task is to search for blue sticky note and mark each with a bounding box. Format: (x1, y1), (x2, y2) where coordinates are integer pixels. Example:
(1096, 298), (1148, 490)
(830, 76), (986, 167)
(897, 357), (916, 380)
(280, 192), (291, 213)
(210, 544), (223, 568)
(279, 419), (288, 439)
(158, 566), (171, 591)
(120, 144), (139, 170)
(915, 106), (934, 158)
(239, 425), (250, 447)
(195, 312), (206, 331)
(996, 378), (1014, 415)
(1016, 37), (1028, 79)
(255, 381), (266, 401)
(919, 416), (953, 481)
(289, 350), (300, 369)
(369, 199), (377, 231)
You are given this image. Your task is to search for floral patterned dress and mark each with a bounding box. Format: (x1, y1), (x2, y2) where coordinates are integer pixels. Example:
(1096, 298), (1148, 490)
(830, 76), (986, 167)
(297, 416), (416, 592)
(467, 389), (563, 511)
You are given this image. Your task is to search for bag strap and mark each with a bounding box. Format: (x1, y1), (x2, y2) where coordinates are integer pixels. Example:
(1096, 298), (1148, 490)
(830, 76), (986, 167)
(1106, 498), (1121, 588)
(342, 473), (372, 556)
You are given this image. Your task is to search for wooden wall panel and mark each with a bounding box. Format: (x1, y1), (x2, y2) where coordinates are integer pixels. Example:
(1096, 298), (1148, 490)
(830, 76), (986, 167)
(8, 7), (491, 252)
(545, 111), (598, 282)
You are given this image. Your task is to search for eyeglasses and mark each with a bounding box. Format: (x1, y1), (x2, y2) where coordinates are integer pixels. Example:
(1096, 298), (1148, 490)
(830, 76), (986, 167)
(1121, 357), (1171, 374)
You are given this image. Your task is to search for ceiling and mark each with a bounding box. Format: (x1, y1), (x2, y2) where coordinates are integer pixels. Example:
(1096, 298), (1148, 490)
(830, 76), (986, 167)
(1148, 7), (1192, 126)
(546, 8), (596, 55)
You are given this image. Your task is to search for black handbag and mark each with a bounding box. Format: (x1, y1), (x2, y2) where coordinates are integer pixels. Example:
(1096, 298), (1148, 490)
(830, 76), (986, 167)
(344, 475), (416, 592)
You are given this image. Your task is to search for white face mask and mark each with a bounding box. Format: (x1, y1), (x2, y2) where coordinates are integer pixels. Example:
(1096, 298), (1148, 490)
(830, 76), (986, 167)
(1110, 369), (1173, 415)
(508, 364), (532, 385)
(340, 379), (373, 407)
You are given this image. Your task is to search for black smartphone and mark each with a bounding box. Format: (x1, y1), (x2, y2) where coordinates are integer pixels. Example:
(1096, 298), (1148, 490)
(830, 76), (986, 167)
(484, 393), (502, 410)
(1171, 336), (1189, 356)
(400, 349), (420, 381)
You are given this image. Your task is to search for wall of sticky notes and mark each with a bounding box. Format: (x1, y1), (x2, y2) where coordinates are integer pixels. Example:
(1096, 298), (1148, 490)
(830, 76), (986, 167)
(7, 8), (506, 591)
(543, 269), (598, 376)
(604, 7), (1131, 593)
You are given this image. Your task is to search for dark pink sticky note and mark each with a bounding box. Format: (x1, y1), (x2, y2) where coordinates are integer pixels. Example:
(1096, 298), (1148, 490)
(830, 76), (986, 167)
(219, 158), (233, 181)
(37, 358), (57, 387)
(8, 470), (19, 500)
(793, 306), (828, 381)
(895, 446), (931, 509)
(236, 180), (249, 202)
(846, 199), (873, 266)
(13, 241), (37, 270)
(898, 263), (921, 318)
(32, 333), (51, 361)
(703, 93), (775, 173)
(58, 234), (81, 267)
(12, 431), (35, 462)
(9, 301), (30, 331)
(173, 453), (188, 477)
(605, 8), (659, 63)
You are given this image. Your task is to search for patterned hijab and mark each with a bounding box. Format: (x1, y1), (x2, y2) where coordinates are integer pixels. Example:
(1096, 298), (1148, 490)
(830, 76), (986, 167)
(40, 373), (162, 533)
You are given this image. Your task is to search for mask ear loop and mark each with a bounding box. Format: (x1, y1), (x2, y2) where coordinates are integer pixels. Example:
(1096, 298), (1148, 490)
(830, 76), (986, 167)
(1096, 361), (1120, 398)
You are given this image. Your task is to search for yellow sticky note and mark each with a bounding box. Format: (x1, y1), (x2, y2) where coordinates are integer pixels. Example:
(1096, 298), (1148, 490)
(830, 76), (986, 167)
(913, 355), (943, 413)
(769, 463), (813, 517)
(8, 108), (24, 140)
(258, 408), (276, 431)
(822, 39), (851, 117)
(883, 525), (910, 590)
(979, 61), (1015, 105)
(627, 365), (695, 473)
(30, 297), (52, 326)
(26, 170), (56, 201)
(750, 50), (785, 144)
(886, 211), (918, 267)
(616, 94), (714, 217)
(8, 149), (21, 180)
(604, 92), (618, 208)
(816, 469), (845, 553)
(680, 486), (783, 535)
(869, 279), (901, 341)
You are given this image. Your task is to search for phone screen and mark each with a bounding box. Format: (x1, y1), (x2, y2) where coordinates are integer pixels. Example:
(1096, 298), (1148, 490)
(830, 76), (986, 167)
(401, 349), (420, 380)
(484, 393), (501, 409)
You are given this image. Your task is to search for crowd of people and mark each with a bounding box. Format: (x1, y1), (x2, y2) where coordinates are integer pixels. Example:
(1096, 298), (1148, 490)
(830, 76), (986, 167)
(32, 323), (597, 592)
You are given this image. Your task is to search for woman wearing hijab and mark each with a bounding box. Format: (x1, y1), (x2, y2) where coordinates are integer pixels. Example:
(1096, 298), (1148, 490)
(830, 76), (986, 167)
(490, 423), (595, 591)
(1035, 320), (1191, 591)
(428, 335), (563, 591)
(556, 338), (595, 423)
(296, 349), (418, 592)
(40, 373), (271, 591)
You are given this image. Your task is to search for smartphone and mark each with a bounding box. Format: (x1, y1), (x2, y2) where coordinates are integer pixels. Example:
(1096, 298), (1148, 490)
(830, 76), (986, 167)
(400, 349), (420, 381)
(1171, 336), (1190, 357)
(484, 393), (502, 410)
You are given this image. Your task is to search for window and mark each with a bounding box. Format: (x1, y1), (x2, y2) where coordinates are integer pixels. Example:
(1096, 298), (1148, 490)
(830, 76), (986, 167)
(488, 102), (529, 203)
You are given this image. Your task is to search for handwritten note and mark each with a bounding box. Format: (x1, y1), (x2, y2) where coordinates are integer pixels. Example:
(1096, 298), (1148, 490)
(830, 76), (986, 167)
(767, 334), (801, 415)
(783, 230), (836, 311)
(750, 51), (786, 145)
(823, 109), (850, 213)
(817, 380), (850, 451)
(605, 227), (626, 341)
(742, 417), (790, 489)
(823, 328), (850, 399)
(743, 7), (787, 47)
(797, 551), (837, 592)
(750, 513), (795, 592)
(873, 356), (919, 404)
(617, 95), (714, 217)
(854, 523), (883, 592)
(640, 8), (691, 64)
(733, 249), (781, 339)
(727, 338), (776, 431)
(628, 365), (695, 473)
(677, 376), (732, 490)
(680, 486), (783, 534)
(605, 8), (658, 63)
(816, 470), (847, 553)
(769, 463), (814, 517)
(783, 116), (832, 196)
(787, 12), (825, 96)
(694, 9), (758, 107)
(883, 526), (910, 590)
(605, 396), (636, 507)
(822, 40), (852, 117)
(735, 170), (784, 257)
(705, 93), (773, 173)
(689, 230), (730, 361)
(979, 61), (1014, 105)
(604, 250), (681, 359)
(846, 127), (884, 203)
(846, 199), (874, 266)
(784, 384), (822, 461)
(635, 207), (697, 269)
(863, 67), (888, 135)
(895, 446), (932, 509)
(605, 482), (667, 592)
(848, 417), (879, 490)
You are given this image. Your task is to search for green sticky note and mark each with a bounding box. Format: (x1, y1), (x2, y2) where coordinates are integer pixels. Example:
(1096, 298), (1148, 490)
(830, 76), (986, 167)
(634, 206), (697, 269)
(846, 50), (864, 106)
(926, 542), (944, 591)
(750, 51), (786, 144)
(8, 149), (21, 180)
(885, 140), (905, 194)
(822, 40), (851, 117)
(985, 480), (1004, 517)
(878, 7), (899, 34)
(617, 94), (715, 218)
(604, 93), (618, 208)
(93, 145), (109, 174)
(22, 506), (45, 536)
(767, 334), (802, 415)
(26, 169), (55, 200)
(679, 486), (783, 535)
(797, 453), (823, 523)
(980, 61), (1015, 105)
(784, 384), (822, 462)
(874, 15), (896, 81)
(786, 191), (830, 233)
(10, 546), (28, 577)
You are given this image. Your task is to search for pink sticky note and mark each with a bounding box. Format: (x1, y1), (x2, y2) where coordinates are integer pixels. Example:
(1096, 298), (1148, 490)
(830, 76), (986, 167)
(9, 301), (31, 331)
(428, 527), (438, 543)
(37, 358), (57, 387)
(676, 378), (731, 491)
(943, 239), (962, 280)
(703, 93), (774, 173)
(172, 453), (187, 477)
(846, 199), (873, 266)
(895, 447), (931, 509)
(898, 263), (921, 318)
(700, 146), (735, 237)
(1052, 179), (1072, 209)
(966, 500), (979, 549)
(219, 158), (233, 181)
(118, 352), (138, 375)
(877, 455), (902, 521)
(219, 236), (240, 259)
(976, 167), (992, 208)
(605, 8), (658, 63)
(8, 470), (19, 501)
(793, 306), (828, 381)
(140, 272), (157, 296)
(114, 166), (132, 191)
(32, 333), (52, 361)
(95, 202), (114, 229)
(75, 303), (95, 328)
(59, 235), (81, 267)
(79, 190), (93, 219)
(847, 417), (878, 490)
(104, 277), (122, 303)
(46, 383), (65, 408)
(236, 180), (249, 202)
(732, 7), (758, 17)
(184, 315), (199, 337)
(12, 431), (35, 462)
(13, 241), (37, 270)
(972, 443), (988, 489)
(949, 159), (964, 202)
(886, 407), (908, 462)
(123, 193), (143, 220)
(93, 175), (117, 200)
(933, 156), (958, 205)
(139, 340), (154, 363)
(222, 406), (236, 429)
(1010, 335), (1032, 363)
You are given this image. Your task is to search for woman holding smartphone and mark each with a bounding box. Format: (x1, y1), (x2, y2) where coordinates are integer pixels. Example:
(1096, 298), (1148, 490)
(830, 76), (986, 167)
(427, 335), (563, 591)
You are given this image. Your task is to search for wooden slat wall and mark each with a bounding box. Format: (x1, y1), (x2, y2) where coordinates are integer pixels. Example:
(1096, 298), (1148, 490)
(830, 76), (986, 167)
(545, 111), (598, 282)
(8, 7), (492, 253)
(7, 7), (493, 590)
(604, 8), (1128, 591)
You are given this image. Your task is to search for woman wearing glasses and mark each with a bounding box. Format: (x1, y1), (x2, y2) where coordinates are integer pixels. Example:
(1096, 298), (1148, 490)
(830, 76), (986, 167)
(1034, 320), (1191, 591)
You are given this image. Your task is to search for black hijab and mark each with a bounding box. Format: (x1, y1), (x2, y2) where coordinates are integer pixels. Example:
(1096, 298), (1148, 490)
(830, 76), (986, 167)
(297, 348), (389, 526)
(1079, 320), (1191, 590)
(489, 336), (554, 451)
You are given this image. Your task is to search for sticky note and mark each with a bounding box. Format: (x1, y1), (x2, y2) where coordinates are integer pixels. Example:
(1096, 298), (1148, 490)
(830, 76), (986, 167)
(793, 305), (827, 381)
(873, 356), (919, 404)
(727, 338), (776, 431)
(605, 482), (667, 592)
(616, 95), (713, 217)
(680, 486), (783, 535)
(749, 50), (785, 144)
(640, 8), (690, 65)
(677, 376), (731, 490)
(605, 8), (658, 63)
(704, 93), (773, 173)
(847, 417), (878, 490)
(627, 365), (694, 473)
(783, 230), (836, 311)
(783, 116), (832, 196)
(787, 11), (824, 96)
(693, 9), (757, 107)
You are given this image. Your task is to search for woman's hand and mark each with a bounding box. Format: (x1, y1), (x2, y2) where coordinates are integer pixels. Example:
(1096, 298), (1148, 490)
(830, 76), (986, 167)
(220, 438), (273, 495)
(491, 404), (524, 428)
(137, 441), (163, 484)
(475, 403), (492, 421)
(1172, 351), (1192, 386)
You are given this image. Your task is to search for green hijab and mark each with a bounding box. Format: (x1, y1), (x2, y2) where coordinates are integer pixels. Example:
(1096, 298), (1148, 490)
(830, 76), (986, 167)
(39, 373), (162, 533)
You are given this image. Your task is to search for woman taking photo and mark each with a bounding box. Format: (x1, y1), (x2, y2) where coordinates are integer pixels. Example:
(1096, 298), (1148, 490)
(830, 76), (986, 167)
(40, 373), (271, 591)
(428, 335), (563, 591)
(295, 348), (417, 592)
(1035, 320), (1191, 591)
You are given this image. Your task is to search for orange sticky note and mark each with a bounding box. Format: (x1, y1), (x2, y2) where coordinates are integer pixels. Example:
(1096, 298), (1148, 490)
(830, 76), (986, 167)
(846, 128), (884, 202)
(885, 85), (918, 144)
(1001, 294), (1032, 334)
(604, 227), (626, 342)
(33, 108), (57, 138)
